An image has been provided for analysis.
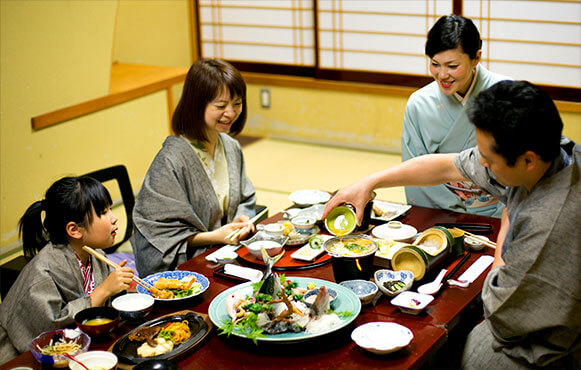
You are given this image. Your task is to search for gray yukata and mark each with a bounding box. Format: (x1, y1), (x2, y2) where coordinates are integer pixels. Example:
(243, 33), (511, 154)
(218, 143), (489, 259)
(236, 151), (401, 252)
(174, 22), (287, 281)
(0, 243), (110, 364)
(132, 134), (256, 277)
(456, 138), (581, 369)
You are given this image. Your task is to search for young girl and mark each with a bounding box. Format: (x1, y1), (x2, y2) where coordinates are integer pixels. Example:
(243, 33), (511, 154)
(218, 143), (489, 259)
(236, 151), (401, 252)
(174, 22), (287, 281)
(0, 176), (134, 363)
(133, 59), (257, 277)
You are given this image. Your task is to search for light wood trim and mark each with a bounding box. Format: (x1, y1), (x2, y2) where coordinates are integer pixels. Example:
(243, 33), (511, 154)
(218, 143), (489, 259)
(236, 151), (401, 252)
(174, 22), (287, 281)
(555, 100), (581, 112)
(242, 71), (416, 97)
(32, 63), (188, 130)
(199, 3), (313, 11)
(29, 63), (580, 131)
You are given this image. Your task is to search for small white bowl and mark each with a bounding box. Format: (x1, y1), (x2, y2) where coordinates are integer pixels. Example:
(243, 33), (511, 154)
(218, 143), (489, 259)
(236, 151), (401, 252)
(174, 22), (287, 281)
(291, 216), (317, 235)
(390, 291), (434, 315)
(112, 293), (154, 323)
(215, 250), (238, 264)
(339, 280), (378, 305)
(303, 287), (338, 307)
(351, 322), (414, 355)
(464, 235), (489, 251)
(69, 351), (117, 370)
(245, 240), (283, 259)
(374, 269), (414, 297)
(264, 223), (285, 237)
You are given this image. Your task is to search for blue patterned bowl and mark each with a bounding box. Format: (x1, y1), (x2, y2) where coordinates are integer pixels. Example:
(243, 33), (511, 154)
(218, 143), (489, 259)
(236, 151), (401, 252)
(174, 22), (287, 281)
(136, 270), (210, 302)
(339, 280), (378, 305)
(374, 269), (414, 297)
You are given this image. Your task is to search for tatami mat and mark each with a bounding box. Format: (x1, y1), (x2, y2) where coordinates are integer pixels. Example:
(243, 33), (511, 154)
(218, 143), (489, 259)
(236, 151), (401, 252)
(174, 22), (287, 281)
(241, 137), (406, 213)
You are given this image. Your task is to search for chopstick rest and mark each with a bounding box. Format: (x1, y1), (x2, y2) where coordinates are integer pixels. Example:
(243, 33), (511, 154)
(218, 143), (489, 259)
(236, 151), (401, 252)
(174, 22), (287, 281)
(223, 264), (263, 282)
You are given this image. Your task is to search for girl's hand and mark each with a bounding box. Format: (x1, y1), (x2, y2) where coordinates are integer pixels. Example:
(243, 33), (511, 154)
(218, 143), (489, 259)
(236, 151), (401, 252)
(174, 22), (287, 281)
(91, 260), (134, 306)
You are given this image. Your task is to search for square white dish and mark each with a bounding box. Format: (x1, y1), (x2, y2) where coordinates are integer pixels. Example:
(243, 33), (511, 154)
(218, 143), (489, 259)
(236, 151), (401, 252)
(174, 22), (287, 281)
(371, 200), (411, 222)
(290, 235), (332, 261)
(390, 291), (434, 314)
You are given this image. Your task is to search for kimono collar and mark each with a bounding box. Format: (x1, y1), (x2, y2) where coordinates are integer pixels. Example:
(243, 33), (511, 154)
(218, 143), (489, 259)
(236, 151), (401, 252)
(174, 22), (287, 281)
(540, 140), (573, 183)
(453, 66), (479, 105)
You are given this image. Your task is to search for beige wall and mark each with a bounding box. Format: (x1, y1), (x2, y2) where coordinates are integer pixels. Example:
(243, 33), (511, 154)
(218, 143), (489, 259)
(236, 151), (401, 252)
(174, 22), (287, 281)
(0, 0), (190, 260)
(244, 84), (410, 152)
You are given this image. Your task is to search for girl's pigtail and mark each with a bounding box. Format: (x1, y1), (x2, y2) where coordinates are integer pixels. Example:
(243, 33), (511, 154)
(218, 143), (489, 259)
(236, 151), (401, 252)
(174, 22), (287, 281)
(19, 200), (48, 261)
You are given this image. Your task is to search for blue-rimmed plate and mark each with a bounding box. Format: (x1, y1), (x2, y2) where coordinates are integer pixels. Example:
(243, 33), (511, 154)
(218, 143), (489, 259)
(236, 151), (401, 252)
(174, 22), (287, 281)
(208, 277), (361, 343)
(136, 270), (210, 302)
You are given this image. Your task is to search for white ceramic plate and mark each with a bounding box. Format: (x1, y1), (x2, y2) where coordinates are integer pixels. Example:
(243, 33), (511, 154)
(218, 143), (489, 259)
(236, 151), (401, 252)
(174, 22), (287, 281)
(284, 204), (326, 220)
(289, 190), (331, 206)
(291, 235), (333, 261)
(351, 322), (414, 355)
(371, 200), (411, 222)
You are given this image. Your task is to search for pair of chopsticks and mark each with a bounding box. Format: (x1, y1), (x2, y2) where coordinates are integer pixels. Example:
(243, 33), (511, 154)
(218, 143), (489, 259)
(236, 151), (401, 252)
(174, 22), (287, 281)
(82, 246), (157, 294)
(225, 207), (269, 241)
(452, 227), (497, 249)
(444, 252), (471, 281)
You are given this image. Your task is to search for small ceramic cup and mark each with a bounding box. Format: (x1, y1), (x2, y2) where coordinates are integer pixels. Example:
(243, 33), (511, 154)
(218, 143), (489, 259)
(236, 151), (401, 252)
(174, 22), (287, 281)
(264, 223), (285, 237)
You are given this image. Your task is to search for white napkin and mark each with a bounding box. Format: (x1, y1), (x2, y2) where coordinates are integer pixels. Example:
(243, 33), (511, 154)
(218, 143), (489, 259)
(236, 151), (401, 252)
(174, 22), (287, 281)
(224, 264), (264, 282)
(458, 255), (494, 283)
(206, 245), (238, 263)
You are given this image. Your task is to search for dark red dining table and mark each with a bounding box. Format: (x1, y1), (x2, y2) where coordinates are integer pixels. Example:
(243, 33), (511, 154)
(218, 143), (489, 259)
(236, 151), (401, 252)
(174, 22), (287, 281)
(3, 205), (500, 370)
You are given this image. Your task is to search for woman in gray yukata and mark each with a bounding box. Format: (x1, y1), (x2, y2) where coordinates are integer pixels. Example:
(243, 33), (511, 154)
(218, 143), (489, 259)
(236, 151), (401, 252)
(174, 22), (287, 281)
(132, 59), (257, 278)
(401, 15), (510, 217)
(0, 176), (134, 364)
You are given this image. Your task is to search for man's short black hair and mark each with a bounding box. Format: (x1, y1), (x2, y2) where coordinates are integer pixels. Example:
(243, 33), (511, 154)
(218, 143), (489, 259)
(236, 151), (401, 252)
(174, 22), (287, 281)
(467, 80), (563, 166)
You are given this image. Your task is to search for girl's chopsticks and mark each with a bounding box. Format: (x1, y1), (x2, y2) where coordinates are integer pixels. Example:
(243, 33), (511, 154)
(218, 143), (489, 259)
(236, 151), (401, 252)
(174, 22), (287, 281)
(225, 207), (269, 241)
(82, 246), (156, 294)
(452, 227), (498, 249)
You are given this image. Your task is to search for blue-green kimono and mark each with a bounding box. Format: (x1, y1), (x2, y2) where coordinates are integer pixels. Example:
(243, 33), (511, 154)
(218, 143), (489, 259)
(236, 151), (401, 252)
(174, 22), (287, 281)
(401, 64), (509, 217)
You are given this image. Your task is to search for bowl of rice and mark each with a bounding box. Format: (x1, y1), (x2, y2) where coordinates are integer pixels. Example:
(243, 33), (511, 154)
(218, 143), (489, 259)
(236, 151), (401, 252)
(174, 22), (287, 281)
(112, 293), (155, 323)
(30, 329), (91, 368)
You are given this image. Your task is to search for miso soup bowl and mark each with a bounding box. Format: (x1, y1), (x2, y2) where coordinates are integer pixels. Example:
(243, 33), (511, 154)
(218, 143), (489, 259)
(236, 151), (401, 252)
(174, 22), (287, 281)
(74, 306), (119, 339)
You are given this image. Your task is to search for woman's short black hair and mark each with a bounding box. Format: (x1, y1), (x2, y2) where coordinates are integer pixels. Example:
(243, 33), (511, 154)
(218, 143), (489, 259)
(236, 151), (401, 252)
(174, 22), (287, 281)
(425, 15), (482, 59)
(467, 80), (563, 166)
(172, 59), (247, 142)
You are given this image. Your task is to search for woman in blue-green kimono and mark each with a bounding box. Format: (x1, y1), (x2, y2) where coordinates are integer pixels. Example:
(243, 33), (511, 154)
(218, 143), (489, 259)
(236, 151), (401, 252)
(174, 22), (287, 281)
(401, 15), (510, 217)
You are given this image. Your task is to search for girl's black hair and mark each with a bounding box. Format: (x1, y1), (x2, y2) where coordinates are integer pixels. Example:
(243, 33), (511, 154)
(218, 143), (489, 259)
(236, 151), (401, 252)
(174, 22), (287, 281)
(19, 176), (112, 261)
(425, 15), (482, 59)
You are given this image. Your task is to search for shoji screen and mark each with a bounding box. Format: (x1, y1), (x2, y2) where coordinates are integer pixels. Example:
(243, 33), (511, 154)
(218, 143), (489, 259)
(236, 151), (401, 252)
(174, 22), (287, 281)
(464, 0), (580, 88)
(198, 0), (315, 66)
(318, 0), (452, 75)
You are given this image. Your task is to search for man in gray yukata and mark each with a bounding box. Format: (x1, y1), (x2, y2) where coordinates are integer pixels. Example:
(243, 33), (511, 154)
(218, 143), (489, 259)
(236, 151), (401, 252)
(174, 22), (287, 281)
(324, 80), (580, 368)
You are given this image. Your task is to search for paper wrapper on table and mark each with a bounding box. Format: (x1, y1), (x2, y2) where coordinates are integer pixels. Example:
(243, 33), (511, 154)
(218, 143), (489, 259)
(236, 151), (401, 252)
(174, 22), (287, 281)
(223, 264), (263, 282)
